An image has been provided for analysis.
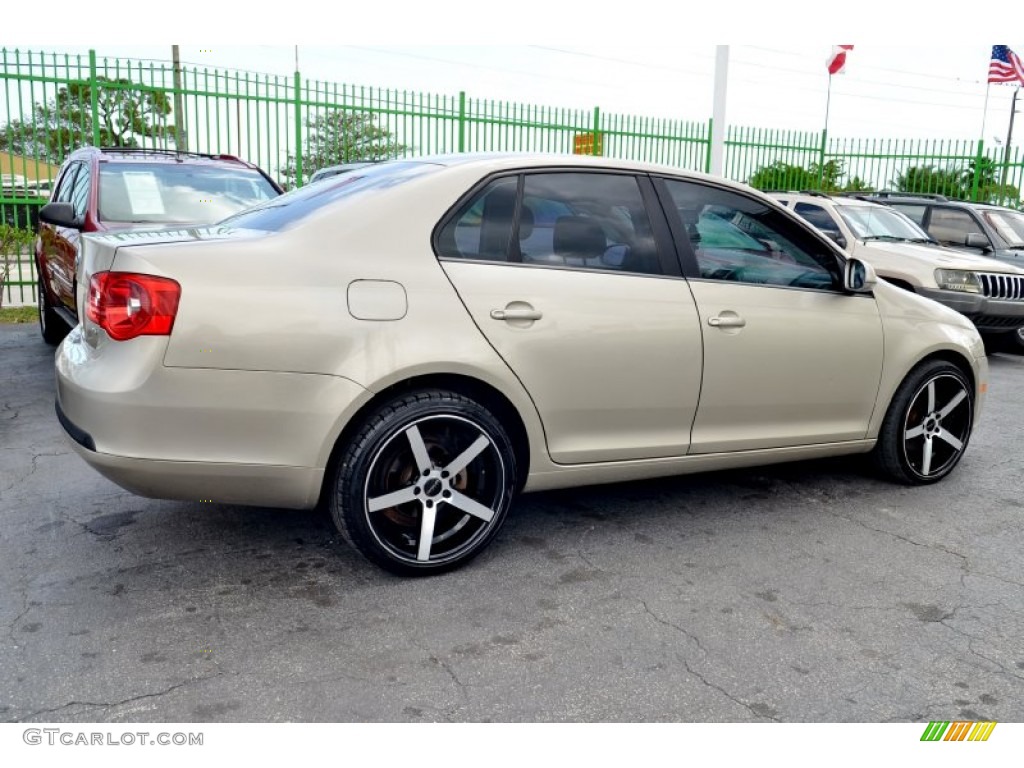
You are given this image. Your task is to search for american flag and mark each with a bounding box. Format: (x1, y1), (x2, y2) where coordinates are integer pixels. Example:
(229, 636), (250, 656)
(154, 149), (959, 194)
(989, 45), (1024, 84)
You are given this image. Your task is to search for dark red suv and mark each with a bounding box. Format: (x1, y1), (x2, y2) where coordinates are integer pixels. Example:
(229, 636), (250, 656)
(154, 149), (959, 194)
(36, 147), (282, 344)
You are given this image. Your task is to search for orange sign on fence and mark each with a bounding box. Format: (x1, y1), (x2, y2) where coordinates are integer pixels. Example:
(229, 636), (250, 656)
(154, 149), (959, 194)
(573, 132), (603, 156)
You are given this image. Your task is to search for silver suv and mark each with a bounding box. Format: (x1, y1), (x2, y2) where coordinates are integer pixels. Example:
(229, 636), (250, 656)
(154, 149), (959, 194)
(773, 192), (1024, 351)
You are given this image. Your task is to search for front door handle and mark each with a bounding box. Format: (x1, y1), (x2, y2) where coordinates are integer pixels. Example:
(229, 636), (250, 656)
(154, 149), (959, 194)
(707, 313), (746, 329)
(490, 308), (543, 321)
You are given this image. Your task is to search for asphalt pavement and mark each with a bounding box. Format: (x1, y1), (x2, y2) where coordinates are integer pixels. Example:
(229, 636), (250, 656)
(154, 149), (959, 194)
(1, 323), (1023, 722)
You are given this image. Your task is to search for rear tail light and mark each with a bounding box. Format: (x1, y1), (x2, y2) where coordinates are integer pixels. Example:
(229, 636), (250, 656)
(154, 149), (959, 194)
(86, 272), (181, 341)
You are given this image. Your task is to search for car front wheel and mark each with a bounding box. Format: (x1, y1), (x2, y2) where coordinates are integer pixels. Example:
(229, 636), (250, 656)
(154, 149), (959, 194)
(872, 360), (973, 485)
(329, 390), (518, 575)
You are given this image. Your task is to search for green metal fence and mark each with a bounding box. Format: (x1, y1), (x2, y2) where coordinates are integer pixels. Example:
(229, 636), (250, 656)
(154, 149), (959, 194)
(2, 47), (1023, 306)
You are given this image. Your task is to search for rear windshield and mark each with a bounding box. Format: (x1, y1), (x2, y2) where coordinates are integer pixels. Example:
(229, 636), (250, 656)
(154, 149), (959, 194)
(220, 161), (441, 232)
(99, 162), (278, 224)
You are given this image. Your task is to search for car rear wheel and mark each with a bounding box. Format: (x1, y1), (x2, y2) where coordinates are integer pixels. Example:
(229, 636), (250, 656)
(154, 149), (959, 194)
(38, 277), (66, 346)
(329, 390), (518, 576)
(872, 360), (973, 485)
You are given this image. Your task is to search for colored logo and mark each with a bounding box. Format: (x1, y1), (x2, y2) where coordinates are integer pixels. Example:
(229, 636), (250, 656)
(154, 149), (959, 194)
(921, 721), (996, 741)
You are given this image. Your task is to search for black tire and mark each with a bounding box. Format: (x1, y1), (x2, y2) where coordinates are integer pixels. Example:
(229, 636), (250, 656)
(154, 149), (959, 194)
(38, 277), (66, 346)
(328, 389), (518, 576)
(998, 327), (1024, 355)
(872, 360), (973, 485)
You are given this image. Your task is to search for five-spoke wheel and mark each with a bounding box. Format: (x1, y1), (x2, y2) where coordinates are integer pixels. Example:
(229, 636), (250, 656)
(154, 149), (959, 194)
(329, 390), (517, 575)
(874, 361), (973, 484)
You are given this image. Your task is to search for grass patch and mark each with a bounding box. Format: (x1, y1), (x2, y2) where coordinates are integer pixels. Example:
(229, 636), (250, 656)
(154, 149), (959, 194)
(0, 305), (37, 324)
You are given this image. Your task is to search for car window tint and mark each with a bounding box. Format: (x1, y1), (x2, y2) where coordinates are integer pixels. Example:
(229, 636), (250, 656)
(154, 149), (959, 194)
(517, 172), (661, 275)
(927, 208), (981, 246)
(793, 202), (841, 235)
(69, 164), (91, 219)
(664, 180), (838, 290)
(54, 163), (80, 204)
(435, 177), (517, 262)
(889, 204), (926, 225)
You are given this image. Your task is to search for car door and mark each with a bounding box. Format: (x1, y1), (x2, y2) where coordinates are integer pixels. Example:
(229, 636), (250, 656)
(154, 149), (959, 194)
(39, 162), (81, 310)
(436, 170), (704, 464)
(44, 161), (91, 314)
(657, 178), (884, 454)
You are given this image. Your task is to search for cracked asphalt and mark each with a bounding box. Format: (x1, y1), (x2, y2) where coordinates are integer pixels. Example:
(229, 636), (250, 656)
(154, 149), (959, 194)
(2, 323), (1023, 722)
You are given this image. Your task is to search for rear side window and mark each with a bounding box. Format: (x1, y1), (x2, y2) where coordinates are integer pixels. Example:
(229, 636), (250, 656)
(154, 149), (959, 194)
(435, 177), (517, 262)
(793, 202), (841, 236)
(889, 204), (927, 225)
(436, 171), (663, 275)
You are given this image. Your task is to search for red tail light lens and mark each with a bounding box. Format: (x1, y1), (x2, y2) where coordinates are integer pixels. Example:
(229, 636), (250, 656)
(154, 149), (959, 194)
(86, 272), (181, 341)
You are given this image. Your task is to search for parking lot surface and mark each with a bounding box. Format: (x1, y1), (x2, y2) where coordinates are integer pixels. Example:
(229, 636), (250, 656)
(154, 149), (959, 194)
(2, 323), (1023, 722)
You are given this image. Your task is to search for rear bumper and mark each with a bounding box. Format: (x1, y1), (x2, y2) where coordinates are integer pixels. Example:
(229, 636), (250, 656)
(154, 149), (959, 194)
(55, 326), (372, 509)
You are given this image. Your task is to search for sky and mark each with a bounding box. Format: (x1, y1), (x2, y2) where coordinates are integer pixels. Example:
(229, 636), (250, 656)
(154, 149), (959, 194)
(5, 4), (1023, 147)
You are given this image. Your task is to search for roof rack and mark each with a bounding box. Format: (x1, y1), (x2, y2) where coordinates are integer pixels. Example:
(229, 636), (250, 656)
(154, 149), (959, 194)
(796, 190), (832, 198)
(870, 191), (948, 201)
(98, 147), (243, 163)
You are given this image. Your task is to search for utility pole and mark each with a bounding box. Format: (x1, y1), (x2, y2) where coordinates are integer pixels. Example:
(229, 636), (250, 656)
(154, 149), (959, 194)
(710, 46), (729, 177)
(172, 45), (187, 152)
(999, 87), (1019, 202)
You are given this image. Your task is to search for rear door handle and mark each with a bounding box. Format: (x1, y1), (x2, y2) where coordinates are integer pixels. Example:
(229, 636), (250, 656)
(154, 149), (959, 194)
(707, 313), (746, 329)
(490, 308), (543, 321)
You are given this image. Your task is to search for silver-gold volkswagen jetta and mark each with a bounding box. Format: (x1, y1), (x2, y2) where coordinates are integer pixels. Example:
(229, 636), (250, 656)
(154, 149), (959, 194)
(55, 154), (988, 575)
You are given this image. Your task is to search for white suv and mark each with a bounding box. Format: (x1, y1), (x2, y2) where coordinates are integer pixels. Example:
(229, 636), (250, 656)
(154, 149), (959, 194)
(773, 192), (1024, 346)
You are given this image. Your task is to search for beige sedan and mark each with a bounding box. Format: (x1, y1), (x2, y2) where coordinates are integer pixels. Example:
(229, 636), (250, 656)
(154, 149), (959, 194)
(55, 154), (987, 574)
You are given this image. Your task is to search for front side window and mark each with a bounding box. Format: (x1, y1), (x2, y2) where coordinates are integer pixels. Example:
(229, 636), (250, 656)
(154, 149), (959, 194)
(927, 208), (983, 247)
(981, 209), (1024, 248)
(53, 163), (80, 204)
(663, 180), (838, 290)
(69, 164), (91, 219)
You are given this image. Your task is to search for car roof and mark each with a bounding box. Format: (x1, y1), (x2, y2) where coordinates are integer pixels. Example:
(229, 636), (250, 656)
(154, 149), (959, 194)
(67, 146), (259, 170)
(769, 191), (884, 209)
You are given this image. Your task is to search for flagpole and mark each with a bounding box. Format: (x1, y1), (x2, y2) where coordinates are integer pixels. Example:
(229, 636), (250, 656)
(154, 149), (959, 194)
(820, 72), (833, 188)
(980, 81), (991, 143)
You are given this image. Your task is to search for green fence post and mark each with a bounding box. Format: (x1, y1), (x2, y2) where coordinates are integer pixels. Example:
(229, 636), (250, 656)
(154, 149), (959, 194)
(593, 106), (601, 156)
(817, 128), (828, 189)
(294, 70), (303, 187)
(705, 118), (713, 173)
(458, 91), (466, 153)
(88, 50), (100, 147)
(971, 140), (984, 202)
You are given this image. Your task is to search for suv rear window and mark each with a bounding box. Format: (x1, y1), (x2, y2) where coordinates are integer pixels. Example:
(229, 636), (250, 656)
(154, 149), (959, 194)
(98, 162), (278, 224)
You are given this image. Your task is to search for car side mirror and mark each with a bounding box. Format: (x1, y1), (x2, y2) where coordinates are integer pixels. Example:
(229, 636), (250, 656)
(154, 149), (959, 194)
(964, 232), (991, 251)
(39, 202), (82, 230)
(844, 258), (877, 294)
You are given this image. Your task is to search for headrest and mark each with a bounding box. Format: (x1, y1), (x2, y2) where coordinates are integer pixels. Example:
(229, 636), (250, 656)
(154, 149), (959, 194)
(553, 216), (605, 262)
(517, 205), (534, 240)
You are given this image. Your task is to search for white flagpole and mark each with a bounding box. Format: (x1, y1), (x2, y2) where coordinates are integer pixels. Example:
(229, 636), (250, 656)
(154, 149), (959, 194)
(980, 81), (991, 144)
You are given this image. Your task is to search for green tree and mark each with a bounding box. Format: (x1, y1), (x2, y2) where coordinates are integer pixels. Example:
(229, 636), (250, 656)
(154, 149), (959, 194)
(0, 77), (176, 165)
(891, 165), (966, 199)
(747, 159), (867, 193)
(282, 111), (407, 184)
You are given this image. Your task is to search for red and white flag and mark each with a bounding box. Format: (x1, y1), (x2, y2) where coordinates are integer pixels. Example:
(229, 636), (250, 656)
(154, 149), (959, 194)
(827, 45), (854, 75)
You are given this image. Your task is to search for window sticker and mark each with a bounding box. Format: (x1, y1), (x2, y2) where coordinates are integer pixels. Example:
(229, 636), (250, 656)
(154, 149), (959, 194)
(123, 171), (166, 215)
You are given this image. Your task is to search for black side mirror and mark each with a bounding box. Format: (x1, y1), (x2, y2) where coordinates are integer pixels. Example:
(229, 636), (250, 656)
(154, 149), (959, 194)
(39, 202), (82, 230)
(964, 232), (991, 251)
